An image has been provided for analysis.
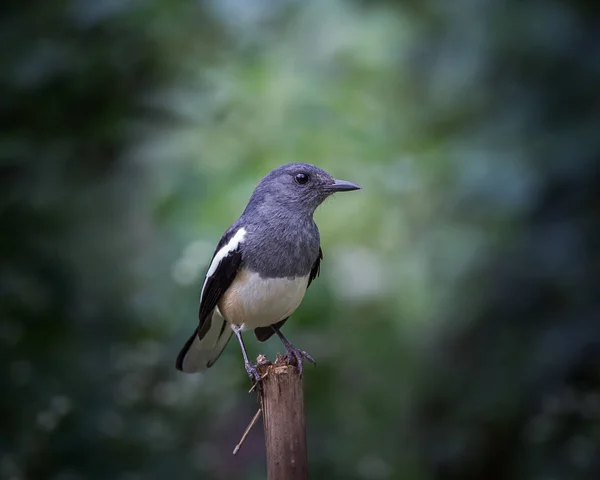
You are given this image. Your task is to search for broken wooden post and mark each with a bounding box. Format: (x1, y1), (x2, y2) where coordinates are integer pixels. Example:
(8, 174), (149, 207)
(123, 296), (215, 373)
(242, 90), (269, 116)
(259, 355), (308, 480)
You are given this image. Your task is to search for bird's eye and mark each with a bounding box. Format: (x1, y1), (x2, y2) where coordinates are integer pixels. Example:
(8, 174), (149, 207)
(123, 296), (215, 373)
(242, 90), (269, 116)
(295, 173), (309, 185)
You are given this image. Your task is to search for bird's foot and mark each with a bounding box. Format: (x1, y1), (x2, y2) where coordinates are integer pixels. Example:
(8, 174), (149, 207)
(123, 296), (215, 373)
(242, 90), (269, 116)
(244, 362), (262, 385)
(244, 356), (271, 391)
(244, 363), (262, 383)
(284, 345), (316, 377)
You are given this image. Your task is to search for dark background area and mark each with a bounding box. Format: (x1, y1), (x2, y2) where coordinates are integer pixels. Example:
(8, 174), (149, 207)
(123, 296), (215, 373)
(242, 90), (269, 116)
(1, 0), (599, 479)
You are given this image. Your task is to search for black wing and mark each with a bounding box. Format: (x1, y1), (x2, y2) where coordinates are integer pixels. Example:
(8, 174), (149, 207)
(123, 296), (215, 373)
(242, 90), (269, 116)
(197, 229), (243, 334)
(307, 246), (323, 288)
(175, 228), (243, 370)
(254, 247), (323, 342)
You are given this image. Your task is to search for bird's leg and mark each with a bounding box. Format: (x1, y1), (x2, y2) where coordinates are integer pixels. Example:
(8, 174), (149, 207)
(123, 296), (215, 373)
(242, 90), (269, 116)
(272, 327), (316, 377)
(232, 325), (264, 387)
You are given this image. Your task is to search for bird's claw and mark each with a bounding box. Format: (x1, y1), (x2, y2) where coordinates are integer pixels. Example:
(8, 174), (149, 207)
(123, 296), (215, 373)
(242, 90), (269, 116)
(284, 346), (316, 377)
(244, 362), (263, 390)
(245, 356), (272, 392)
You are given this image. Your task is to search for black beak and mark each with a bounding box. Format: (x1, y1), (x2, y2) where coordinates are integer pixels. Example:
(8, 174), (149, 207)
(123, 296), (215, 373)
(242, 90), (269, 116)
(326, 179), (362, 192)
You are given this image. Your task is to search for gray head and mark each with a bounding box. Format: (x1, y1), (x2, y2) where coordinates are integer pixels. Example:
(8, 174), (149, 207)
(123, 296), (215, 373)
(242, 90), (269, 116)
(245, 163), (361, 216)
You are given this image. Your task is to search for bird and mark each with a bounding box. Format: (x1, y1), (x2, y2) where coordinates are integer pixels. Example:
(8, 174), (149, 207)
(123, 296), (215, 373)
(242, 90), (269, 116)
(176, 163), (361, 385)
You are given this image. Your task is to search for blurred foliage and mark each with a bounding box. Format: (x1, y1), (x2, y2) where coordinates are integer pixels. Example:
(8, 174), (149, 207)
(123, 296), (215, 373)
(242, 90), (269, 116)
(1, 0), (599, 479)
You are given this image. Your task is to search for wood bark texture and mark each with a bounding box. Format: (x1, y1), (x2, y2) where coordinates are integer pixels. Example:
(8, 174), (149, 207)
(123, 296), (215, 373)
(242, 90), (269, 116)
(259, 359), (308, 480)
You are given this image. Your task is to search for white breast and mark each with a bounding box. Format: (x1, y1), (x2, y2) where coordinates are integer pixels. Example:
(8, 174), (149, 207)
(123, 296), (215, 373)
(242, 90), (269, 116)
(218, 269), (309, 330)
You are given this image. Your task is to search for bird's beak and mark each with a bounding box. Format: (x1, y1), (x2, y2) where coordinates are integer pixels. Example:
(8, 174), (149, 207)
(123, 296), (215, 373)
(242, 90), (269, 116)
(326, 179), (362, 192)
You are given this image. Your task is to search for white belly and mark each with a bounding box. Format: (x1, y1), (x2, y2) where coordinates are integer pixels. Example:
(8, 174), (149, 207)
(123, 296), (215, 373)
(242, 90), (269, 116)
(218, 269), (309, 330)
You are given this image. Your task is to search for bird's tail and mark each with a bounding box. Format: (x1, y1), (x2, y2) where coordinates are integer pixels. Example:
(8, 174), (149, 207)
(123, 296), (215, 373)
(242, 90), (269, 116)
(176, 311), (233, 373)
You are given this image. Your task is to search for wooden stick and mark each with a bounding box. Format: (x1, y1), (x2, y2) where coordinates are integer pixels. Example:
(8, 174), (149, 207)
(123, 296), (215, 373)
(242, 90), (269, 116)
(233, 408), (262, 455)
(259, 355), (308, 480)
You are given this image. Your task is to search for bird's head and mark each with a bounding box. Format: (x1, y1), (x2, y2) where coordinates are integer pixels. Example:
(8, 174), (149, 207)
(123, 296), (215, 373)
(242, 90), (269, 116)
(247, 163), (361, 216)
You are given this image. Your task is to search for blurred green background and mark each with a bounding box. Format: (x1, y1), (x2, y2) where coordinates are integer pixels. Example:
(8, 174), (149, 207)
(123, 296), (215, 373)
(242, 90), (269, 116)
(2, 0), (599, 479)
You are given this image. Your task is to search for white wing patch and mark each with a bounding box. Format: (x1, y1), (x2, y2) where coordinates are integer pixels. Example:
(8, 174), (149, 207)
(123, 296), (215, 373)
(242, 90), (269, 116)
(200, 227), (246, 300)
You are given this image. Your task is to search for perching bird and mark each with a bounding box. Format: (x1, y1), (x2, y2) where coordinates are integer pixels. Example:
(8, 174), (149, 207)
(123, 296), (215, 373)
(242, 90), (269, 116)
(176, 163), (360, 384)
